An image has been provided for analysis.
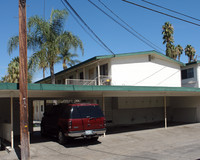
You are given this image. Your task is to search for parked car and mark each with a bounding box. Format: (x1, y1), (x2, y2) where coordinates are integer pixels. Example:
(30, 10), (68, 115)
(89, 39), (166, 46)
(41, 103), (106, 144)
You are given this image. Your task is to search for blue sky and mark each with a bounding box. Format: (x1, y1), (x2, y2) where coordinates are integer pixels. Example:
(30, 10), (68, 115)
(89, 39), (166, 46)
(0, 0), (200, 82)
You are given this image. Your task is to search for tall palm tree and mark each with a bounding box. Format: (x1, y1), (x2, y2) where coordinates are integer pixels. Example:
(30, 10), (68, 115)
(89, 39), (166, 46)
(185, 45), (196, 63)
(8, 9), (83, 84)
(176, 45), (183, 61)
(162, 22), (174, 58)
(58, 31), (83, 70)
(1, 57), (32, 83)
(28, 9), (69, 84)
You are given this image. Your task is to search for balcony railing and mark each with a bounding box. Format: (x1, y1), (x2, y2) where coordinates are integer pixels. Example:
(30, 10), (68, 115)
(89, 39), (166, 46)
(65, 75), (111, 86)
(65, 79), (97, 85)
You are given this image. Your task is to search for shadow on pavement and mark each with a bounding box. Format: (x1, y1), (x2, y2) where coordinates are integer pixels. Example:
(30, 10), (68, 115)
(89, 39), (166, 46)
(106, 121), (191, 135)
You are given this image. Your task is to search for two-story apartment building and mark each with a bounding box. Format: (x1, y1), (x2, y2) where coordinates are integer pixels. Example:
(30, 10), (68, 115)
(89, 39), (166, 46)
(37, 50), (183, 87)
(2, 51), (200, 149)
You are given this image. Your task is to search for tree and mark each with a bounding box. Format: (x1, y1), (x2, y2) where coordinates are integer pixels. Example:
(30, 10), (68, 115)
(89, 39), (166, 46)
(185, 45), (196, 63)
(58, 31), (83, 69)
(28, 49), (48, 78)
(176, 45), (183, 61)
(8, 9), (83, 84)
(1, 57), (32, 83)
(162, 22), (174, 58)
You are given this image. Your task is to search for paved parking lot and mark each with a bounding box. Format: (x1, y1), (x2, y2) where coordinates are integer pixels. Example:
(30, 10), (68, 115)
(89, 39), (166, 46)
(1, 123), (200, 160)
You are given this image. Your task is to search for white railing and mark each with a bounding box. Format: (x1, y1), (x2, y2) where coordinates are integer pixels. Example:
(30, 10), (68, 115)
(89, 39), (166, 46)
(65, 79), (97, 85)
(65, 75), (111, 86)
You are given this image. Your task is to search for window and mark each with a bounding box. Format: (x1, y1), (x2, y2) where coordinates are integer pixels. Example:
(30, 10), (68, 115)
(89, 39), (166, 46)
(69, 76), (74, 84)
(76, 105), (104, 118)
(57, 80), (61, 84)
(80, 72), (84, 79)
(100, 64), (108, 76)
(181, 68), (194, 79)
(41, 105), (44, 112)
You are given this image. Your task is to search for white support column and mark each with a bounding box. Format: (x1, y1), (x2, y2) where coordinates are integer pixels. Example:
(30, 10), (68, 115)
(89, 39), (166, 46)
(164, 96), (167, 129)
(102, 94), (106, 137)
(10, 93), (14, 149)
(97, 63), (100, 85)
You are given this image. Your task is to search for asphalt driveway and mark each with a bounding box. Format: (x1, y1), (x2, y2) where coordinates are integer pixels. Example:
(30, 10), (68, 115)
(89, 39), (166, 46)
(1, 123), (200, 160)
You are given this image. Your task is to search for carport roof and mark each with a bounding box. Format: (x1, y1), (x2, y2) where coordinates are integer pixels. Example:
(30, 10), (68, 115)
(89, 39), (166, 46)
(1, 83), (200, 98)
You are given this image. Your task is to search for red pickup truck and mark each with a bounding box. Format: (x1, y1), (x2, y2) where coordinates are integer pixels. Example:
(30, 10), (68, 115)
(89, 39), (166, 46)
(41, 103), (106, 144)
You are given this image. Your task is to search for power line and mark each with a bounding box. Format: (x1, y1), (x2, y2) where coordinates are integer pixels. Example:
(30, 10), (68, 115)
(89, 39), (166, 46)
(60, 0), (110, 52)
(88, 0), (162, 52)
(141, 0), (200, 22)
(98, 0), (164, 52)
(122, 0), (200, 27)
(62, 0), (115, 56)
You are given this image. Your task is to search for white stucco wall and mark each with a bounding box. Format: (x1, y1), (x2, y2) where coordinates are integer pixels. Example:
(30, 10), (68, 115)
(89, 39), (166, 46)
(181, 64), (198, 88)
(111, 54), (181, 87)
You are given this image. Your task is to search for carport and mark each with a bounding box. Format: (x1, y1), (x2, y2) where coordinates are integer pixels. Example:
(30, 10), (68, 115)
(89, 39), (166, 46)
(1, 83), (200, 149)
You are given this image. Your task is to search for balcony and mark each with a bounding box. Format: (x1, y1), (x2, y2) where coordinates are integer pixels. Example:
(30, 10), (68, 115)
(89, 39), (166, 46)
(65, 75), (111, 86)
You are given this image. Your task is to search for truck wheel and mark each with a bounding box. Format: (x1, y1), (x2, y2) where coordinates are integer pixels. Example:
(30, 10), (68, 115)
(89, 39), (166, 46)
(58, 131), (66, 145)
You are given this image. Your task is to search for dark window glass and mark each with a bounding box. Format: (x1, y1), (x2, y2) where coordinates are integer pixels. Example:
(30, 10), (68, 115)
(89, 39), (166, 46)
(57, 80), (61, 84)
(41, 105), (44, 112)
(80, 72), (84, 79)
(61, 106), (72, 119)
(181, 70), (187, 79)
(100, 64), (108, 76)
(71, 107), (81, 119)
(181, 68), (194, 79)
(187, 68), (194, 78)
(76, 105), (104, 118)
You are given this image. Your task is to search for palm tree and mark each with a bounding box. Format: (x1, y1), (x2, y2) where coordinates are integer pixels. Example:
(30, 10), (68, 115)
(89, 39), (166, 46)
(28, 49), (48, 78)
(1, 57), (32, 83)
(58, 31), (83, 70)
(176, 45), (183, 61)
(59, 52), (80, 70)
(8, 9), (83, 84)
(185, 45), (196, 63)
(162, 22), (174, 58)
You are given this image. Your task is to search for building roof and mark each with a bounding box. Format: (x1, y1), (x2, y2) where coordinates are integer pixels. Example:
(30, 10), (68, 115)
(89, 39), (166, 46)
(35, 50), (184, 83)
(184, 61), (200, 66)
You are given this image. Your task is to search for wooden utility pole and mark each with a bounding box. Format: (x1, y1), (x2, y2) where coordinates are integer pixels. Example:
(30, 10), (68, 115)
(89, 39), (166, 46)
(19, 0), (30, 159)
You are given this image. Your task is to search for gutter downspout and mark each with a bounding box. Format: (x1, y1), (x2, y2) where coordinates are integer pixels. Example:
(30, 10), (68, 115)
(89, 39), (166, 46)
(10, 92), (14, 149)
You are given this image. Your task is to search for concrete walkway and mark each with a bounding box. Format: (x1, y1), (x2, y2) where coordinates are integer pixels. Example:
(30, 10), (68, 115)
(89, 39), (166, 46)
(1, 123), (200, 160)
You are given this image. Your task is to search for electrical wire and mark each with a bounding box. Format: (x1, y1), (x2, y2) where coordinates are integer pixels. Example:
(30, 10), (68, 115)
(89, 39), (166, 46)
(88, 0), (162, 52)
(141, 0), (200, 22)
(60, 0), (109, 52)
(122, 0), (200, 27)
(98, 0), (164, 52)
(62, 0), (115, 56)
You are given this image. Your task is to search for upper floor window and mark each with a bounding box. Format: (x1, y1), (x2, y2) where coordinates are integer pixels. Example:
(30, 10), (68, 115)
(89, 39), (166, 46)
(80, 72), (84, 79)
(181, 68), (194, 79)
(100, 64), (108, 76)
(57, 80), (61, 84)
